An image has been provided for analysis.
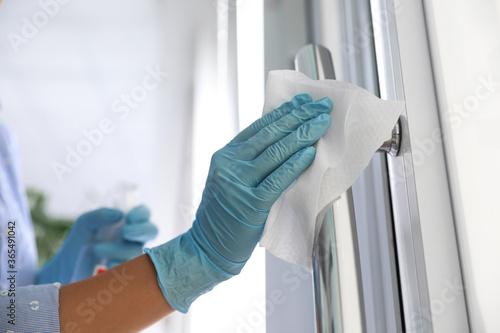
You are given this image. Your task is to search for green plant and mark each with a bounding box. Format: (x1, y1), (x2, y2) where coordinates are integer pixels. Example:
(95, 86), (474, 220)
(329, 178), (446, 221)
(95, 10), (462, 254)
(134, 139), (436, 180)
(27, 188), (74, 268)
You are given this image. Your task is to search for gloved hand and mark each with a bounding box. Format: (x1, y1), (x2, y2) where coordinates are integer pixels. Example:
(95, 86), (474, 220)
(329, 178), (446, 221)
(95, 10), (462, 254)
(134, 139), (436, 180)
(37, 205), (158, 285)
(146, 94), (333, 313)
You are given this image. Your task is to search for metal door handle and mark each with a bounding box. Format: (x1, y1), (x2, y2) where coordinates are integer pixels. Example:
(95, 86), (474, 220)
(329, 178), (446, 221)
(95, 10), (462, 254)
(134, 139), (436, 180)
(295, 44), (401, 156)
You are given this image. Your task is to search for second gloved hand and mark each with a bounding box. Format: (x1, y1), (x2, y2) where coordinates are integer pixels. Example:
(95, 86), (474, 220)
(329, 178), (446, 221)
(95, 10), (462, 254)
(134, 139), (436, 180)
(146, 94), (333, 312)
(37, 205), (157, 285)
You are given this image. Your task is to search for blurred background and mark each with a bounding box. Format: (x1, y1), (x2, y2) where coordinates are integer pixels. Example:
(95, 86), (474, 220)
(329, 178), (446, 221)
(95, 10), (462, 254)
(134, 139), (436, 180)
(0, 0), (265, 331)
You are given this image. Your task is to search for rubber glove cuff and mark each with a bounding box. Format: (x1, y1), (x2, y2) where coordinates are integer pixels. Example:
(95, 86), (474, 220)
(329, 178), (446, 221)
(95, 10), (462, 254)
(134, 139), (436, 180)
(145, 222), (247, 313)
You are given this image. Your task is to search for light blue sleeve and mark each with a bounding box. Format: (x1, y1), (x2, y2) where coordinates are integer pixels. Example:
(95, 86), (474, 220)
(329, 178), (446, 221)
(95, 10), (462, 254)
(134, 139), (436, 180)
(0, 283), (60, 332)
(0, 121), (38, 288)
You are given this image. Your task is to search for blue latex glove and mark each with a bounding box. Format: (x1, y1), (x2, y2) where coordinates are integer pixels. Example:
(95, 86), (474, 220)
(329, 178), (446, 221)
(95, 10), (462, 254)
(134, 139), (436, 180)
(146, 94), (333, 313)
(37, 205), (157, 285)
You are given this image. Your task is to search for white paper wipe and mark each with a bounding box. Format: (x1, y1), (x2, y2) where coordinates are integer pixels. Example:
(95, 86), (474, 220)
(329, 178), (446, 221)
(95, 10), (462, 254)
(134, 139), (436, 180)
(259, 70), (404, 271)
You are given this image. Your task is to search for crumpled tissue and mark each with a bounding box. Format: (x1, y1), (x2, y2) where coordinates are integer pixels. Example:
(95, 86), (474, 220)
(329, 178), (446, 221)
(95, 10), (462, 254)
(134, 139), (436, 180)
(259, 70), (404, 271)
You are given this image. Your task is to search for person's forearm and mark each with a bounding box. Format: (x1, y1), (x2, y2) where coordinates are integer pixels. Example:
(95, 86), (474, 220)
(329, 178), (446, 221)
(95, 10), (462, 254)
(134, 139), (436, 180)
(59, 254), (174, 333)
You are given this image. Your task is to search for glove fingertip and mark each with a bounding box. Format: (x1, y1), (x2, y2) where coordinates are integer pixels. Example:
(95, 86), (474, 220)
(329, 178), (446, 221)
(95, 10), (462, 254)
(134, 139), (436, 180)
(80, 208), (124, 230)
(313, 113), (332, 135)
(292, 93), (313, 105)
(126, 205), (151, 224)
(304, 145), (316, 156)
(122, 223), (158, 242)
(98, 208), (124, 222)
(292, 146), (316, 174)
(315, 96), (333, 111)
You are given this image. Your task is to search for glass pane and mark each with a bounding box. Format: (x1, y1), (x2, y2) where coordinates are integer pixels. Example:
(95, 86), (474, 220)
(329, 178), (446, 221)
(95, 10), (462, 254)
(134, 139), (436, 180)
(425, 2), (500, 332)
